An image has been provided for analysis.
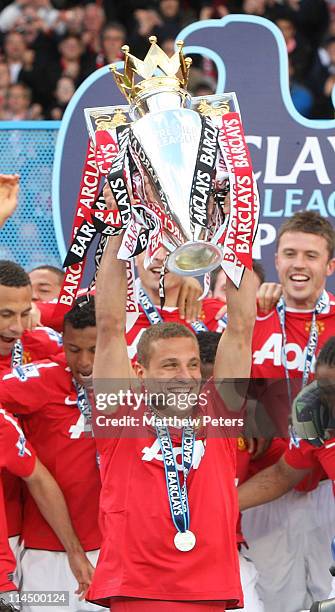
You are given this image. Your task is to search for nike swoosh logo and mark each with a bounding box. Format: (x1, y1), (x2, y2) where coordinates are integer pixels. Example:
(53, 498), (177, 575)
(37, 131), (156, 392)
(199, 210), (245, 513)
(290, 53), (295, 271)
(65, 396), (77, 406)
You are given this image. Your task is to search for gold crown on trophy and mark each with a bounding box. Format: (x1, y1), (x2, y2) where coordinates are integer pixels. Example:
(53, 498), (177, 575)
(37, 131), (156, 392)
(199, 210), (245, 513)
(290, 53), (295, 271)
(110, 36), (192, 104)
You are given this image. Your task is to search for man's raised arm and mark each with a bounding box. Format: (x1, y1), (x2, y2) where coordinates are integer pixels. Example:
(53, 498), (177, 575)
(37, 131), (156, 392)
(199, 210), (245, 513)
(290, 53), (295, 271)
(93, 183), (133, 386)
(214, 268), (257, 380)
(213, 268), (257, 412)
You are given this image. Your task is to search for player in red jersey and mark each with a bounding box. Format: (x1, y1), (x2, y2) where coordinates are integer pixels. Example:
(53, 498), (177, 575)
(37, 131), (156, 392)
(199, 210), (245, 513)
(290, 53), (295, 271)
(252, 212), (335, 380)
(0, 259), (63, 577)
(0, 407), (94, 607)
(0, 260), (62, 367)
(244, 212), (335, 612)
(0, 298), (104, 612)
(86, 183), (257, 611)
(239, 336), (335, 608)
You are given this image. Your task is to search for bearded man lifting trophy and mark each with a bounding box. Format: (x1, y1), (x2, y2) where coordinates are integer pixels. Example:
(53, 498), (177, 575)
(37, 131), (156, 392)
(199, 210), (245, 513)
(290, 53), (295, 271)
(59, 37), (260, 314)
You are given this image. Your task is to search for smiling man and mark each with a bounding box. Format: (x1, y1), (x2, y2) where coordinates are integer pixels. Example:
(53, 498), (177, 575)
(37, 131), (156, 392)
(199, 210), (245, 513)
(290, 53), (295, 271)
(252, 211), (335, 379)
(0, 260), (63, 574)
(245, 211), (335, 612)
(0, 298), (103, 612)
(86, 183), (257, 611)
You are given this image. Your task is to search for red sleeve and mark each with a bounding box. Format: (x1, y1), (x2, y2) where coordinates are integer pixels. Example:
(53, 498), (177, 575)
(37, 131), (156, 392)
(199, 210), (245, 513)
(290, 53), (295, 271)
(0, 359), (60, 414)
(248, 438), (287, 477)
(249, 439), (324, 492)
(202, 298), (226, 332)
(37, 302), (64, 333)
(0, 409), (36, 478)
(284, 440), (318, 471)
(22, 328), (63, 360)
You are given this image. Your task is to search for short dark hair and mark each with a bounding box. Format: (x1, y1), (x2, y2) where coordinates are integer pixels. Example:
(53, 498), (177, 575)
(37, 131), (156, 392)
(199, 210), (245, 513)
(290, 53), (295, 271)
(316, 337), (335, 370)
(196, 331), (221, 365)
(63, 296), (96, 332)
(277, 212), (335, 260)
(0, 260), (31, 287)
(137, 322), (197, 367)
(30, 265), (64, 283)
(102, 21), (126, 39)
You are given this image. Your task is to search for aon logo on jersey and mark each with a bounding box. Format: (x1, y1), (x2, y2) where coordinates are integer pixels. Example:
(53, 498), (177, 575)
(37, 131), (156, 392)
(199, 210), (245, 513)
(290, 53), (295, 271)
(253, 333), (316, 371)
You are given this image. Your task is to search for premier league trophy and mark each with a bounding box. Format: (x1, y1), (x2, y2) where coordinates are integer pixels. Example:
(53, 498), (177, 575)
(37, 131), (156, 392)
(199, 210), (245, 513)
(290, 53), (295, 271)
(60, 37), (260, 315)
(83, 37), (259, 284)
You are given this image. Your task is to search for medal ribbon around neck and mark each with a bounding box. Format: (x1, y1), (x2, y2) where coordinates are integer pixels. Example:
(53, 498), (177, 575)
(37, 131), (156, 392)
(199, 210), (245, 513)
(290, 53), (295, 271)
(276, 290), (329, 446)
(72, 379), (93, 432)
(155, 421), (195, 550)
(11, 339), (24, 368)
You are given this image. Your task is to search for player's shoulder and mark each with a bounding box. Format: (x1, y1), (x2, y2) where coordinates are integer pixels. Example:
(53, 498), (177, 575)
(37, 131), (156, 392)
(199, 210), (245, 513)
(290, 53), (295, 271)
(22, 326), (63, 349)
(3, 353), (68, 384)
(255, 306), (277, 323)
(0, 406), (24, 440)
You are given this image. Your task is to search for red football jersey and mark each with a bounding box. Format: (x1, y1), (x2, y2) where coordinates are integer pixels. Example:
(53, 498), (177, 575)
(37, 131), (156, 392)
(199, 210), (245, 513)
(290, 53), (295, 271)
(251, 293), (335, 379)
(38, 301), (63, 333)
(0, 408), (36, 591)
(284, 438), (335, 494)
(126, 297), (225, 361)
(0, 326), (63, 538)
(87, 383), (243, 607)
(0, 354), (101, 551)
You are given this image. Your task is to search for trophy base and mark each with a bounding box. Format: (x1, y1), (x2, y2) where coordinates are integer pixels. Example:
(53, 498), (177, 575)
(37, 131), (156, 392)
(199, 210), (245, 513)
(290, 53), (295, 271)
(167, 241), (222, 277)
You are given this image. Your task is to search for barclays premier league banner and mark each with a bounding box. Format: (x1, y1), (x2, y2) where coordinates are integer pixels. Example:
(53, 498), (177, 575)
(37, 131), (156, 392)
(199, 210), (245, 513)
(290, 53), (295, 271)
(52, 15), (335, 290)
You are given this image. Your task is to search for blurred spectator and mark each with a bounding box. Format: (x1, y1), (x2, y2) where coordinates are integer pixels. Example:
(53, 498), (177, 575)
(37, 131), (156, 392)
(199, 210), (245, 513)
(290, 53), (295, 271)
(55, 34), (94, 84)
(81, 3), (105, 55)
(48, 74), (74, 119)
(275, 12), (312, 81)
(0, 0), (29, 33)
(192, 80), (216, 97)
(242, 0), (273, 18)
(5, 81), (43, 119)
(308, 35), (335, 117)
(0, 60), (10, 116)
(95, 21), (126, 68)
(0, 0), (330, 120)
(199, 0), (239, 20)
(288, 57), (314, 118)
(0, 0), (60, 33)
(3, 30), (26, 82)
(58, 5), (84, 36)
(283, 0), (329, 51)
(154, 0), (183, 42)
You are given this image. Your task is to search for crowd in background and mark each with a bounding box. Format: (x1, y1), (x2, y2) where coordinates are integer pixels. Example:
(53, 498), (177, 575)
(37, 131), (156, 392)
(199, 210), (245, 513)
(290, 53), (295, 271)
(0, 0), (332, 120)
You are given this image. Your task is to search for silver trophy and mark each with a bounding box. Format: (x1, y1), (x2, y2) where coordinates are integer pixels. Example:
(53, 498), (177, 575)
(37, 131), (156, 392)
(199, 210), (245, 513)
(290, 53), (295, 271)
(85, 38), (243, 276)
